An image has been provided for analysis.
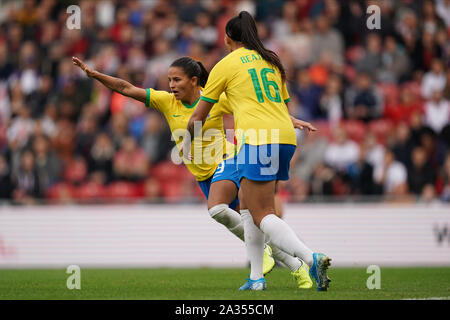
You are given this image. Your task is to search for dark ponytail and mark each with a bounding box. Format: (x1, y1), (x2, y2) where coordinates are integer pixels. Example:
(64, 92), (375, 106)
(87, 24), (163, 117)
(170, 57), (209, 87)
(226, 11), (286, 82)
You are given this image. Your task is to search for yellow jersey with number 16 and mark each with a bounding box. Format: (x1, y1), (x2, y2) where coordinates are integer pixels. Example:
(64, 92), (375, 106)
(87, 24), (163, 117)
(200, 47), (296, 152)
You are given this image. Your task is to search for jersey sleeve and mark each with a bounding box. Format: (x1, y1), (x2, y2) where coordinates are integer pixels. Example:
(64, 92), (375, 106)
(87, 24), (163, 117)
(200, 60), (228, 103)
(281, 80), (290, 104)
(145, 88), (172, 113)
(214, 93), (233, 115)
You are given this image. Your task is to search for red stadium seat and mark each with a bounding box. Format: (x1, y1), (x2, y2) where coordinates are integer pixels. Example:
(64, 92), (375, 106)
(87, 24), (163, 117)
(312, 120), (333, 141)
(76, 182), (107, 202)
(368, 119), (394, 144)
(345, 46), (365, 63)
(377, 83), (400, 106)
(45, 182), (76, 203)
(150, 160), (184, 182)
(342, 120), (366, 143)
(160, 180), (184, 203)
(63, 158), (88, 184)
(402, 81), (424, 102)
(106, 181), (141, 202)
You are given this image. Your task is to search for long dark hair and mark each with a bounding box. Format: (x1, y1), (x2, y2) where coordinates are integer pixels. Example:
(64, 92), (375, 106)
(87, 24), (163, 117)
(225, 11), (286, 82)
(170, 57), (209, 87)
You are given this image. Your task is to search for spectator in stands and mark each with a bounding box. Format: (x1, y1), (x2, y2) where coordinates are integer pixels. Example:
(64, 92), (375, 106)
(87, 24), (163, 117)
(26, 74), (55, 119)
(275, 2), (312, 68)
(318, 74), (343, 125)
(293, 68), (322, 121)
(113, 135), (148, 181)
(423, 89), (450, 134)
(88, 132), (115, 183)
(384, 86), (424, 125)
(439, 152), (450, 201)
(324, 126), (360, 173)
(0, 42), (14, 81)
(12, 149), (42, 203)
(435, 0), (450, 28)
(422, 0), (447, 35)
(391, 122), (416, 169)
(355, 33), (383, 79)
(444, 69), (450, 100)
(284, 177), (309, 203)
(364, 132), (385, 175)
(379, 35), (410, 83)
(0, 154), (12, 200)
(374, 148), (408, 196)
(419, 127), (440, 171)
(109, 111), (129, 150)
(32, 134), (61, 191)
(291, 129), (328, 182)
(192, 11), (218, 50)
(421, 58), (447, 99)
(76, 107), (99, 159)
(141, 111), (173, 165)
(348, 143), (378, 195)
(142, 176), (162, 203)
(53, 118), (76, 165)
(309, 163), (335, 196)
(345, 72), (383, 121)
(407, 146), (436, 196)
(310, 13), (344, 69)
(39, 103), (58, 140)
(6, 105), (34, 151)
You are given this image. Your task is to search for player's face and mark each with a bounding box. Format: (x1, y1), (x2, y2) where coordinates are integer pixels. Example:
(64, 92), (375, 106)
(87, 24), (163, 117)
(168, 67), (197, 101)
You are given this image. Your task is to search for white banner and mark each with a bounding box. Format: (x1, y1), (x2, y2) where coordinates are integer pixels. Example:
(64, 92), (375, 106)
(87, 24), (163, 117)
(0, 204), (449, 268)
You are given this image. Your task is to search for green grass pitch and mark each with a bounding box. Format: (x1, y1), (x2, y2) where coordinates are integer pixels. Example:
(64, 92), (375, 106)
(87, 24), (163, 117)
(0, 267), (449, 300)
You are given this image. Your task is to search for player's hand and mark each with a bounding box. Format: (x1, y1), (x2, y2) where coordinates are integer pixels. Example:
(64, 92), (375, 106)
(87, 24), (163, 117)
(293, 119), (317, 132)
(72, 56), (95, 77)
(181, 143), (193, 162)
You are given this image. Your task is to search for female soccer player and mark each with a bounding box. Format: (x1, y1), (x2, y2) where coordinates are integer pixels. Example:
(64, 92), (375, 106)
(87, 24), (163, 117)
(187, 11), (331, 291)
(72, 55), (314, 288)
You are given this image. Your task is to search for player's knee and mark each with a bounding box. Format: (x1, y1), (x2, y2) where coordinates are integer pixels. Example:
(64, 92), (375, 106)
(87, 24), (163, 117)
(208, 203), (232, 226)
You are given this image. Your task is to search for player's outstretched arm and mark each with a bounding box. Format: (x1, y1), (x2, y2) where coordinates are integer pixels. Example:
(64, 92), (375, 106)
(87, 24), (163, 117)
(72, 56), (146, 104)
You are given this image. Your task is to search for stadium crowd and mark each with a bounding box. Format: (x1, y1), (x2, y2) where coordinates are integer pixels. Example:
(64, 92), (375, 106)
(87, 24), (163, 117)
(0, 0), (449, 204)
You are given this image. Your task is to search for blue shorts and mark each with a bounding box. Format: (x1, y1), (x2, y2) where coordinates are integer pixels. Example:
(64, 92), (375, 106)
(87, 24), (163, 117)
(237, 144), (296, 182)
(197, 157), (240, 209)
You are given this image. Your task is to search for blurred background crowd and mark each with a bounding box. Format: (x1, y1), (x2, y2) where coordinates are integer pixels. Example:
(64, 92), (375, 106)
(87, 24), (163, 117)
(0, 0), (449, 205)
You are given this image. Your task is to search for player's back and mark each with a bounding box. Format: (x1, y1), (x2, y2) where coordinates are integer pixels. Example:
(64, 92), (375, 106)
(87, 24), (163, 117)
(202, 47), (296, 149)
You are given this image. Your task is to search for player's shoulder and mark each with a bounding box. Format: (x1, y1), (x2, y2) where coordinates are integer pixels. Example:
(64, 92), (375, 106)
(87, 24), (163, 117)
(149, 89), (177, 104)
(147, 88), (177, 110)
(214, 48), (245, 69)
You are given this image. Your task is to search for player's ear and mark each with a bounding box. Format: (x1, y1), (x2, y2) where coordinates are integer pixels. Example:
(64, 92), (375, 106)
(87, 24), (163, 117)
(224, 34), (230, 46)
(191, 76), (199, 87)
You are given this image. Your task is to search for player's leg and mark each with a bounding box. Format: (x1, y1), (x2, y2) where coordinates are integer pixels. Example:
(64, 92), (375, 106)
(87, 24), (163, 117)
(207, 179), (244, 241)
(208, 158), (275, 277)
(271, 182), (312, 288)
(237, 187), (267, 286)
(240, 144), (331, 291)
(274, 182), (283, 218)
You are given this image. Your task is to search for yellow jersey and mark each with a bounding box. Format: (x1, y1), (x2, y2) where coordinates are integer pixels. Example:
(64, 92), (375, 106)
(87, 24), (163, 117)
(145, 88), (235, 181)
(200, 47), (296, 151)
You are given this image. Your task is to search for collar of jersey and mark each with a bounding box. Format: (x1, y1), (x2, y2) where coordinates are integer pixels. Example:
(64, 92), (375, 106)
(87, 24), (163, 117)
(182, 97), (200, 109)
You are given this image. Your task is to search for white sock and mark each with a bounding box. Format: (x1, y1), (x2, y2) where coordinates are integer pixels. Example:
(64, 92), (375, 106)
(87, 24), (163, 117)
(241, 209), (264, 280)
(269, 243), (303, 272)
(209, 204), (244, 241)
(260, 214), (313, 266)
